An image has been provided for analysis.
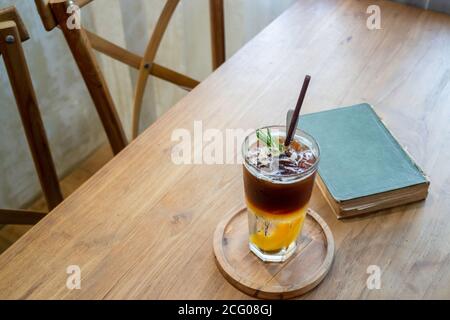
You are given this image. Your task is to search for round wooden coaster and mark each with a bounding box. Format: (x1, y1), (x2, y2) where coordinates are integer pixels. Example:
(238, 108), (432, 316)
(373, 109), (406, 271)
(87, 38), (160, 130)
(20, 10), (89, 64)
(213, 207), (335, 300)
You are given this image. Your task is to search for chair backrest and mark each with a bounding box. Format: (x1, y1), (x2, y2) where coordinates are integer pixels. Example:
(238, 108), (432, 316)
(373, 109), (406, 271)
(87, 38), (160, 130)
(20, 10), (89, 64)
(34, 0), (226, 141)
(0, 6), (63, 214)
(0, 6), (29, 40)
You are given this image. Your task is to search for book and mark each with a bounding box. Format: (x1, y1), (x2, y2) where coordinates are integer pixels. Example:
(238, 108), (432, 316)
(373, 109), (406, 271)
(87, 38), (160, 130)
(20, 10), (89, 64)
(287, 103), (430, 219)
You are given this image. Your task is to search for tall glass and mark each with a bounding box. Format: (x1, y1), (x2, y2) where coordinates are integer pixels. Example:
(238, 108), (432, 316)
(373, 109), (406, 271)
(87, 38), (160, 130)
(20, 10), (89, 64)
(242, 126), (320, 262)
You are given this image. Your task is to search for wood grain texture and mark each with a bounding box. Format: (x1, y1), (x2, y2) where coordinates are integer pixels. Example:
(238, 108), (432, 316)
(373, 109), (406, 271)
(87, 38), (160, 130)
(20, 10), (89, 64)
(214, 208), (334, 299)
(0, 20), (63, 211)
(0, 0), (449, 299)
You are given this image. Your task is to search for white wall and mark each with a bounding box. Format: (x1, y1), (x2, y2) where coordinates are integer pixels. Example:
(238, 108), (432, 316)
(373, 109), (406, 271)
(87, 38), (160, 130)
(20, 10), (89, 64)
(0, 0), (296, 209)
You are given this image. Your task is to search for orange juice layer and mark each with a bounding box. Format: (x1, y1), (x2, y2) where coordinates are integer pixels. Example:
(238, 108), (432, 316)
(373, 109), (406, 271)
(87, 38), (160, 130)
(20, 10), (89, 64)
(247, 201), (308, 252)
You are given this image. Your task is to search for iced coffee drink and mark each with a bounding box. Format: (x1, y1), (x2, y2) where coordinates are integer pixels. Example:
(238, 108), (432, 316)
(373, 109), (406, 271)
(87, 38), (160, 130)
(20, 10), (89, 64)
(242, 126), (320, 262)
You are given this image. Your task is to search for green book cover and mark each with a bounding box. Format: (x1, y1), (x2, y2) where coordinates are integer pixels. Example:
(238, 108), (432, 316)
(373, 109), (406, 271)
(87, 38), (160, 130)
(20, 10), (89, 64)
(291, 104), (428, 202)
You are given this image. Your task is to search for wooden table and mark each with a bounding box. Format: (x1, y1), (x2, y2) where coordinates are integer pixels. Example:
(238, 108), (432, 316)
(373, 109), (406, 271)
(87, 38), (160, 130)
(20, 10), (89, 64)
(1, 0), (449, 299)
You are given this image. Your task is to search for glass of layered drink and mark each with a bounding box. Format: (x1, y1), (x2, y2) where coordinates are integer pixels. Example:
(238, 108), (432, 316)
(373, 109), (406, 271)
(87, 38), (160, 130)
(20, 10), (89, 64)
(242, 126), (320, 262)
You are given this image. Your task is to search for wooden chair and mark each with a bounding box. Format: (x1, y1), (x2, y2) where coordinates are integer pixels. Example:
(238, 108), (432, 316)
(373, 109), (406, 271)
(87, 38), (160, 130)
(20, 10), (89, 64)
(34, 0), (226, 143)
(0, 7), (63, 225)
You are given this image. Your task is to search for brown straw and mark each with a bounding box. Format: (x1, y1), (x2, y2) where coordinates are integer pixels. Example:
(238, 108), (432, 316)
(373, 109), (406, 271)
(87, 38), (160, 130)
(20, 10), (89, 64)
(284, 75), (311, 146)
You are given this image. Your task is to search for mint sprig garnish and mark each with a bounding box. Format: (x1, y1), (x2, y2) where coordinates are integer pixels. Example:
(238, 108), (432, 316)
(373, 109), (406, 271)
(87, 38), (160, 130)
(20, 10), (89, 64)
(256, 128), (284, 153)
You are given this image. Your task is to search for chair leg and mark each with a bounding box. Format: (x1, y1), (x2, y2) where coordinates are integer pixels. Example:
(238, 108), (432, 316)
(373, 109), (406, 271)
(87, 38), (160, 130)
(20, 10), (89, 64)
(0, 209), (47, 225)
(209, 0), (226, 70)
(0, 20), (63, 210)
(49, 0), (128, 155)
